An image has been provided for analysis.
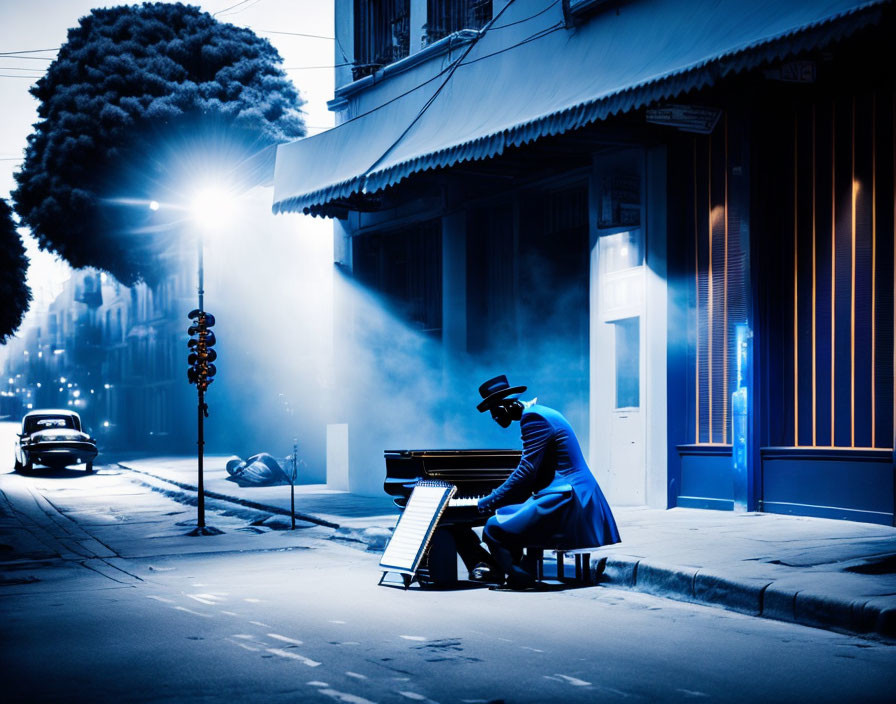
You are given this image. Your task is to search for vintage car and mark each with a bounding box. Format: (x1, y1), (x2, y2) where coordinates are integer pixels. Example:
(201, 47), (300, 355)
(14, 409), (98, 473)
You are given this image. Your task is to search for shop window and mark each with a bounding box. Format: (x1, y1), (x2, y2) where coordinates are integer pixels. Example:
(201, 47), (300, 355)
(614, 317), (640, 408)
(760, 93), (894, 449)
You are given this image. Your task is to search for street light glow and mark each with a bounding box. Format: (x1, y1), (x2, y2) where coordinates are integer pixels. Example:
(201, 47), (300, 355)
(190, 184), (234, 232)
(149, 200), (160, 211)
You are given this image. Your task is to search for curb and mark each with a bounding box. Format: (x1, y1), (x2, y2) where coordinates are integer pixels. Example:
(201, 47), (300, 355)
(595, 555), (896, 640)
(117, 463), (340, 529)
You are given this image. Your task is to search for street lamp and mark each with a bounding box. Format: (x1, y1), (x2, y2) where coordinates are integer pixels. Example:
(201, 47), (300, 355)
(184, 183), (232, 537)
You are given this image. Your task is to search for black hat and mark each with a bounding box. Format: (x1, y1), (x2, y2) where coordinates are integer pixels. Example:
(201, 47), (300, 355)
(476, 375), (527, 412)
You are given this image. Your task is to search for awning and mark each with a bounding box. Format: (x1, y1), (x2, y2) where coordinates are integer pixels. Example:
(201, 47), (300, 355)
(273, 0), (887, 216)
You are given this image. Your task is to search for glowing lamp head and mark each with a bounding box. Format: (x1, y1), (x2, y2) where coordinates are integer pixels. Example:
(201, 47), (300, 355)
(190, 184), (234, 232)
(149, 200), (160, 211)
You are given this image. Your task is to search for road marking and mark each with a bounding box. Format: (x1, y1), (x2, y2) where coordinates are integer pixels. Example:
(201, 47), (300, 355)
(268, 633), (304, 646)
(233, 634), (257, 640)
(228, 639), (260, 652)
(520, 646), (544, 653)
(187, 595), (217, 605)
(399, 635), (426, 641)
(397, 692), (427, 701)
(250, 621), (271, 627)
(267, 648), (321, 667)
(146, 595), (174, 604)
(220, 611), (239, 616)
(546, 674), (591, 687)
(345, 672), (367, 680)
(329, 620), (346, 624)
(318, 689), (376, 704)
(676, 690), (709, 698)
(307, 681), (329, 687)
(244, 598), (261, 603)
(173, 606), (212, 618)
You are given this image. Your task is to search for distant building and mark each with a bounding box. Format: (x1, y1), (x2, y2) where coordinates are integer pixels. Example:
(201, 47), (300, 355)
(272, 0), (896, 524)
(1, 251), (195, 453)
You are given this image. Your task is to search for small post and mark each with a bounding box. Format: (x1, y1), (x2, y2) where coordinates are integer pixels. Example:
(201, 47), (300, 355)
(289, 439), (299, 530)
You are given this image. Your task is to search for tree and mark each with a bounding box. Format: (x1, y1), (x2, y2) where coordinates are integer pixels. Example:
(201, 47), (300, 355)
(13, 2), (305, 286)
(0, 198), (32, 343)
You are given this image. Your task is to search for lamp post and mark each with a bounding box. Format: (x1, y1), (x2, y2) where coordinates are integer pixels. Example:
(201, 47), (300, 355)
(185, 186), (227, 537)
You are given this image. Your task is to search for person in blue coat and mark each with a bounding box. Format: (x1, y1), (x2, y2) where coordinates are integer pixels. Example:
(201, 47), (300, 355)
(475, 375), (621, 589)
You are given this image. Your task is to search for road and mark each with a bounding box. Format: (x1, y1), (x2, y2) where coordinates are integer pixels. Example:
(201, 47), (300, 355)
(0, 422), (893, 703)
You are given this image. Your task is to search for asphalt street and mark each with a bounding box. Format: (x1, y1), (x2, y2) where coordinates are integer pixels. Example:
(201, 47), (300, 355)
(0, 424), (894, 703)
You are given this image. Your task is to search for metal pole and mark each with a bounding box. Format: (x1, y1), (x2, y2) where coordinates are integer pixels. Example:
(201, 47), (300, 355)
(197, 233), (205, 530)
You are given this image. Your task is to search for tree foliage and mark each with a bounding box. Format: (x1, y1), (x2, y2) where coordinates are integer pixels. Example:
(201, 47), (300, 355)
(0, 198), (32, 343)
(13, 2), (306, 285)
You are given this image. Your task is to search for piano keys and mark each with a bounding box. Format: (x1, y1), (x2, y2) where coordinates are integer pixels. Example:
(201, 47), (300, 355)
(383, 449), (520, 525)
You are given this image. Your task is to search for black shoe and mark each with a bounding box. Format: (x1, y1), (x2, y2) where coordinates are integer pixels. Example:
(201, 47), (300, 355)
(469, 562), (501, 583)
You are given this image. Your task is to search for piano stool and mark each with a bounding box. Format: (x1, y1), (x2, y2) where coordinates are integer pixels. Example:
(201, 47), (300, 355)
(525, 547), (603, 585)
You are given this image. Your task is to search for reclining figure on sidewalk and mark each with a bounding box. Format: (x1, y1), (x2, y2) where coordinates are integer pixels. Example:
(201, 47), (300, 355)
(225, 452), (289, 487)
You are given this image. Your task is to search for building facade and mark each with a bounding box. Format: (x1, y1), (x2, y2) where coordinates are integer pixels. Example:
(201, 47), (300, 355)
(272, 0), (896, 523)
(1, 258), (196, 453)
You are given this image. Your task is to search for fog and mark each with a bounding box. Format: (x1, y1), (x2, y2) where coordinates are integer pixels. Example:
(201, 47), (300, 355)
(198, 188), (590, 493)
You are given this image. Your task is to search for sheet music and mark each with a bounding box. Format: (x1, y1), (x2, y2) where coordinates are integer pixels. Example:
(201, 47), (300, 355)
(379, 481), (455, 575)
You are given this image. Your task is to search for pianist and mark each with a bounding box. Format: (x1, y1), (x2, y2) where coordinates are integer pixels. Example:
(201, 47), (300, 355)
(475, 375), (621, 590)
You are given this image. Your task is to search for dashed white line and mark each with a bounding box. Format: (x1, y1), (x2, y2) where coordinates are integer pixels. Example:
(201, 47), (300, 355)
(173, 606), (212, 618)
(547, 674), (591, 687)
(318, 689), (376, 704)
(399, 635), (426, 641)
(220, 611), (239, 616)
(267, 648), (321, 667)
(521, 646), (544, 653)
(146, 595), (174, 604)
(244, 598), (261, 603)
(250, 621), (271, 627)
(345, 672), (367, 680)
(268, 633), (304, 646)
(228, 639), (260, 652)
(186, 595), (217, 605)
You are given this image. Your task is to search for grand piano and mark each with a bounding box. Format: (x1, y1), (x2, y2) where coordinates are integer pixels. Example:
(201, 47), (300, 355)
(383, 449), (520, 584)
(384, 448), (520, 519)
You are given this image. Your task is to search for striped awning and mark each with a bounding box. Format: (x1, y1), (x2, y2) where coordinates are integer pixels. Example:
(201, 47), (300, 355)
(273, 0), (887, 216)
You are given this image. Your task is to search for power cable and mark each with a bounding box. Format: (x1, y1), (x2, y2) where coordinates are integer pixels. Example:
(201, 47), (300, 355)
(212, 0), (253, 17)
(283, 63), (353, 70)
(258, 29), (336, 40)
(362, 0), (519, 176)
(460, 22), (565, 65)
(331, 1), (561, 131)
(217, 0), (265, 17)
(489, 0), (560, 30)
(0, 49), (58, 55)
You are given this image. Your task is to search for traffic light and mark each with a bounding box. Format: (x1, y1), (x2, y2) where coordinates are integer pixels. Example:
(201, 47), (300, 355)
(187, 309), (217, 392)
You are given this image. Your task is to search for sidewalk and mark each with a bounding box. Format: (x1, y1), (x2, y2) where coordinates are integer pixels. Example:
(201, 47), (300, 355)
(117, 456), (896, 641)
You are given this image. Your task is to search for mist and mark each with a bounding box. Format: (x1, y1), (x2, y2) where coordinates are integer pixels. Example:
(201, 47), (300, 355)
(195, 187), (592, 494)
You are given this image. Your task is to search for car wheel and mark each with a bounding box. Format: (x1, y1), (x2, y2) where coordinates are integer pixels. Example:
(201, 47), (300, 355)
(23, 459), (33, 473)
(14, 457), (22, 472)
(85, 461), (94, 473)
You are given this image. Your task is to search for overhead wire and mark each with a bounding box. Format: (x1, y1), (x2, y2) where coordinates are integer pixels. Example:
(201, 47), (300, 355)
(362, 0), (520, 176)
(212, 0), (254, 17)
(326, 0), (562, 132)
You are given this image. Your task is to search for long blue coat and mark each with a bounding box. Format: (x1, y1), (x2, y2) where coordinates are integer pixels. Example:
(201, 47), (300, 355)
(478, 405), (620, 550)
